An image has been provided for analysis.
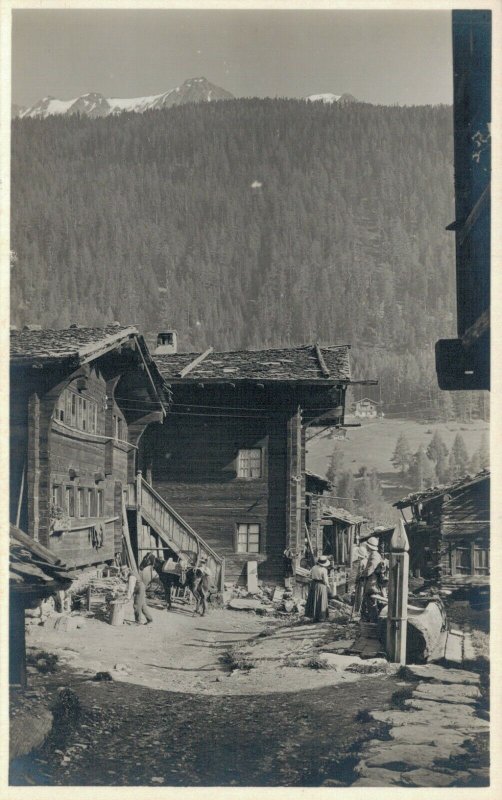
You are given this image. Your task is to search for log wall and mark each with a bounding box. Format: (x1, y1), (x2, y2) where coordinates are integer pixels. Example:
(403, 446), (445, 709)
(145, 413), (289, 583)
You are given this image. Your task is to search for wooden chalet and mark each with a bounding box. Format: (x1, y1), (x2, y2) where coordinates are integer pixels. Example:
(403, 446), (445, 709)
(353, 398), (382, 419)
(10, 524), (73, 686)
(140, 342), (375, 585)
(394, 470), (490, 588)
(10, 325), (169, 570)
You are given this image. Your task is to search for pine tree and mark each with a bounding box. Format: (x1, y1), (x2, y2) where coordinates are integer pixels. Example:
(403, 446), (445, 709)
(325, 444), (345, 487)
(391, 433), (413, 477)
(477, 432), (489, 469)
(426, 430), (448, 463)
(469, 449), (481, 475)
(408, 446), (435, 490)
(450, 433), (470, 479)
(337, 471), (356, 513)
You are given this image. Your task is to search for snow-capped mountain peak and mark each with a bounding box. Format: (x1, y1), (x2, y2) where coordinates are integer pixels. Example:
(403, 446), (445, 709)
(306, 92), (358, 104)
(17, 78), (235, 119)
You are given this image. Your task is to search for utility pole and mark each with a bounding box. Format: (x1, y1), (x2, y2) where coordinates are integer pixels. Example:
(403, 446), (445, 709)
(386, 519), (409, 665)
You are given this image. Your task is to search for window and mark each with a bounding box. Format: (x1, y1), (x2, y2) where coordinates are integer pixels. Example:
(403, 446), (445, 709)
(237, 449), (262, 478)
(53, 389), (99, 434)
(65, 486), (75, 517)
(114, 415), (124, 441)
(89, 488), (97, 517)
(52, 484), (62, 508)
(236, 523), (260, 554)
(97, 489), (104, 517)
(77, 487), (87, 518)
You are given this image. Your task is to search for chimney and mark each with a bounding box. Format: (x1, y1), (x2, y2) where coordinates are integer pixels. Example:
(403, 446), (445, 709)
(155, 330), (178, 355)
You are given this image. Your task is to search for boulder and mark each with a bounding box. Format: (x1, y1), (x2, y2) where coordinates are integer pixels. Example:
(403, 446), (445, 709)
(352, 765), (406, 786)
(400, 768), (471, 787)
(361, 741), (466, 772)
(388, 724), (467, 749)
(228, 598), (263, 611)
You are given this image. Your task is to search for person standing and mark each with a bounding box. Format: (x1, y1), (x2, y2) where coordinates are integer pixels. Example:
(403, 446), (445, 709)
(360, 537), (384, 623)
(122, 566), (153, 625)
(304, 555), (331, 622)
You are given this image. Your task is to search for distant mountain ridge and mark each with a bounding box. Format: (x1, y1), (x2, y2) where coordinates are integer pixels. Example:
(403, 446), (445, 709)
(14, 77), (235, 119)
(13, 79), (360, 118)
(306, 93), (358, 104)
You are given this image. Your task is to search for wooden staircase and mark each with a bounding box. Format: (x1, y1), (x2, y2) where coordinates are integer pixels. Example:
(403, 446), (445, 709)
(130, 474), (225, 591)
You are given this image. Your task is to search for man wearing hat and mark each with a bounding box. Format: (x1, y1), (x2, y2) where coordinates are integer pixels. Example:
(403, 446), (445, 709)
(360, 537), (385, 623)
(121, 566), (153, 625)
(304, 555), (331, 622)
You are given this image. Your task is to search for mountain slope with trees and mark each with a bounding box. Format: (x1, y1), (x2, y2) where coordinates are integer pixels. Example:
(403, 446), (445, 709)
(11, 98), (456, 407)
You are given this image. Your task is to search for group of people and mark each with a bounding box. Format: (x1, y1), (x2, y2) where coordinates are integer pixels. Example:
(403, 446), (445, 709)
(304, 537), (389, 623)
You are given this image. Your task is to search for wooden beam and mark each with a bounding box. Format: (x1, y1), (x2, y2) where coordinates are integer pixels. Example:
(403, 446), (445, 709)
(178, 347), (214, 378)
(314, 343), (331, 378)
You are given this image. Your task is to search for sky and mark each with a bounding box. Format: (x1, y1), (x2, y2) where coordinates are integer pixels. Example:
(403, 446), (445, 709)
(11, 9), (453, 107)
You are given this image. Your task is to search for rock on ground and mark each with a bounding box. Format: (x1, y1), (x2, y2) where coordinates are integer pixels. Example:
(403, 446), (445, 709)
(413, 681), (480, 704)
(402, 664), (480, 685)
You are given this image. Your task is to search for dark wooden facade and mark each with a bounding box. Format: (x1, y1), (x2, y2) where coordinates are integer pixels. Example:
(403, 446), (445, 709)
(142, 344), (368, 584)
(436, 10), (491, 390)
(395, 471), (490, 587)
(10, 326), (167, 569)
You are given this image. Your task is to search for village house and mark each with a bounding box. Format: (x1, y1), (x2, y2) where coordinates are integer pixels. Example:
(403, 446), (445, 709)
(394, 470), (490, 588)
(138, 337), (375, 586)
(9, 325), (169, 570)
(352, 397), (382, 419)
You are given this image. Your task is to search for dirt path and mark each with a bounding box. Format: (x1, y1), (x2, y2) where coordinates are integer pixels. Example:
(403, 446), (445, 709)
(26, 599), (389, 695)
(11, 666), (397, 786)
(13, 599), (402, 786)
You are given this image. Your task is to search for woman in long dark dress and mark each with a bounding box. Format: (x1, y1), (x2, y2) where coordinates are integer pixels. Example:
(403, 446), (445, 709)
(305, 555), (330, 622)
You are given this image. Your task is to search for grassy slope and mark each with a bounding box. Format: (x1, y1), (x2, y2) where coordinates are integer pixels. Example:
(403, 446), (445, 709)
(306, 417), (489, 504)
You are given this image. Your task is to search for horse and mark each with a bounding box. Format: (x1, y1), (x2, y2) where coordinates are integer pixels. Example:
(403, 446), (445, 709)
(139, 552), (211, 617)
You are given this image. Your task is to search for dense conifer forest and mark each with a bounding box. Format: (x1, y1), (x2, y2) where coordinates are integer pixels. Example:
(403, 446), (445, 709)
(11, 98), (458, 408)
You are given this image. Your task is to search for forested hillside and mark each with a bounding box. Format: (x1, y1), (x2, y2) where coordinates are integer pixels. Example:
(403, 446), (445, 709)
(11, 99), (457, 407)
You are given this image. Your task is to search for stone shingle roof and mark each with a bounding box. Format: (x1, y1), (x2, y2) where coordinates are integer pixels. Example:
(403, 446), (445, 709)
(10, 324), (137, 367)
(155, 345), (352, 383)
(322, 506), (366, 525)
(394, 470), (490, 510)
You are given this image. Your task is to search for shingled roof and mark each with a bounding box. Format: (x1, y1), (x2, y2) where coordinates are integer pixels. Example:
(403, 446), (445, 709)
(322, 506), (366, 526)
(10, 324), (138, 367)
(394, 470), (490, 510)
(10, 524), (73, 594)
(155, 344), (352, 383)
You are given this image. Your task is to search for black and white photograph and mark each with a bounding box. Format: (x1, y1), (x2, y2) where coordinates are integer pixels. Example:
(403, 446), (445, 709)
(1, 0), (496, 792)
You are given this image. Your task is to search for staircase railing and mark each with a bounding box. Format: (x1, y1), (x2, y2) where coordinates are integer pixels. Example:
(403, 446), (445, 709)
(137, 474), (225, 591)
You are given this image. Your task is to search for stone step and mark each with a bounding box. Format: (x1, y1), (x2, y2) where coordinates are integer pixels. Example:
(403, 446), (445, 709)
(401, 663), (480, 685)
(444, 631), (463, 664)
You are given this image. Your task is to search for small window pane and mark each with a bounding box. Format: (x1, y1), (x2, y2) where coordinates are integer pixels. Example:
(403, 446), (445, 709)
(97, 490), (104, 517)
(65, 486), (75, 517)
(89, 489), (97, 517)
(238, 449), (262, 478)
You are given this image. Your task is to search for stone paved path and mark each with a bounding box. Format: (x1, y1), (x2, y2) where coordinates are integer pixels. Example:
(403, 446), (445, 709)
(352, 663), (489, 787)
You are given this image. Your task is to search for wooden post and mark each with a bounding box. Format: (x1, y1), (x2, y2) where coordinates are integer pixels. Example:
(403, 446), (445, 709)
(386, 519), (410, 665)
